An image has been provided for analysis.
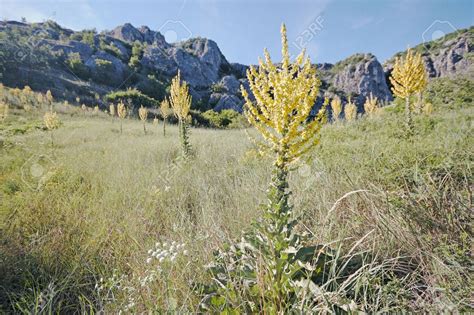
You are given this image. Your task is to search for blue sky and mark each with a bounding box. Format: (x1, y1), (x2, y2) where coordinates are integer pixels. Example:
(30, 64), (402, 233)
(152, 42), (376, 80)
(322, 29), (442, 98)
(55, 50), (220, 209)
(1, 0), (473, 64)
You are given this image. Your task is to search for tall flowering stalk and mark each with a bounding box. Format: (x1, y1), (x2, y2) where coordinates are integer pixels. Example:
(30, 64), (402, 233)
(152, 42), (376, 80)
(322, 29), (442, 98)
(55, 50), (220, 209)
(344, 96), (357, 122)
(364, 92), (379, 117)
(160, 99), (171, 136)
(237, 23), (327, 310)
(139, 105), (148, 134)
(389, 48), (427, 135)
(117, 101), (127, 134)
(43, 110), (61, 147)
(169, 71), (192, 157)
(330, 96), (342, 122)
(46, 90), (53, 111)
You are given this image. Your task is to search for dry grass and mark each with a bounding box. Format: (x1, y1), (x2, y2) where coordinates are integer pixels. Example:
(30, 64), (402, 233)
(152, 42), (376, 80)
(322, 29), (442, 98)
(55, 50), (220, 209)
(0, 80), (472, 312)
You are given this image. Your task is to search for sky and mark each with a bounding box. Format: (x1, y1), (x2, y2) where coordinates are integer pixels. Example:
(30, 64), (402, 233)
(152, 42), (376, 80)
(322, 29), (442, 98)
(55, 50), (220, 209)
(1, 0), (473, 65)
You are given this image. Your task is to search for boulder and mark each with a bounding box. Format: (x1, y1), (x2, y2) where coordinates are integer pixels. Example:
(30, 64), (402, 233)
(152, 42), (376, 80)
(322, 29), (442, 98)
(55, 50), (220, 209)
(209, 93), (222, 105)
(214, 94), (243, 113)
(219, 75), (240, 94)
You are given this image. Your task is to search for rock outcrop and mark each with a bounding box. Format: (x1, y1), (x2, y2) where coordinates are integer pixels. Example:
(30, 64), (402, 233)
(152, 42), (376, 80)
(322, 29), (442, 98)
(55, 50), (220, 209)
(331, 53), (393, 104)
(384, 27), (473, 79)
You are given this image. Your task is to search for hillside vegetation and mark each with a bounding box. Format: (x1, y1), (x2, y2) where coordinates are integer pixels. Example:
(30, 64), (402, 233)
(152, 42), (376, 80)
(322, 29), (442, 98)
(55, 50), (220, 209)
(0, 74), (472, 312)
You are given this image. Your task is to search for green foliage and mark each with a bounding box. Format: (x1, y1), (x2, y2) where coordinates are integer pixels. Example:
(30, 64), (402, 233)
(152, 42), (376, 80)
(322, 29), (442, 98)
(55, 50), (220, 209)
(81, 29), (96, 48)
(134, 74), (167, 101)
(104, 88), (158, 111)
(95, 58), (112, 70)
(66, 52), (89, 79)
(129, 41), (144, 70)
(99, 39), (123, 59)
(201, 109), (244, 128)
(93, 58), (114, 84)
(210, 83), (225, 93)
(425, 76), (473, 109)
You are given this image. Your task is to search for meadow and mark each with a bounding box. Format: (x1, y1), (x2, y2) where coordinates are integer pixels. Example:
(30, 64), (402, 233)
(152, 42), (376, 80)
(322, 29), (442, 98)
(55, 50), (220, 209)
(0, 74), (473, 313)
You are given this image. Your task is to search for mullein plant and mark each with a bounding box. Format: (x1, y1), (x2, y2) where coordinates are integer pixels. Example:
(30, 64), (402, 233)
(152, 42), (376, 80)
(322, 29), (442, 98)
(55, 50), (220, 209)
(169, 71), (192, 157)
(46, 90), (53, 111)
(344, 96), (357, 122)
(160, 99), (171, 136)
(363, 92), (379, 117)
(139, 105), (148, 134)
(330, 96), (342, 122)
(43, 110), (61, 147)
(117, 101), (127, 134)
(389, 48), (428, 135)
(200, 24), (331, 313)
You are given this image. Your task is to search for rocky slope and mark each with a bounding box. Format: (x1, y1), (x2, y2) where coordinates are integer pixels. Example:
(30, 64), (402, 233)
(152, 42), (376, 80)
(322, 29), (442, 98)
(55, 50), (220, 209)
(384, 27), (473, 79)
(0, 21), (472, 114)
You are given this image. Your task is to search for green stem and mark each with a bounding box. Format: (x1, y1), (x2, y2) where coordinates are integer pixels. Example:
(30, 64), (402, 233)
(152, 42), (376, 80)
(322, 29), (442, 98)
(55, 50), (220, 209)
(405, 96), (413, 136)
(179, 119), (191, 158)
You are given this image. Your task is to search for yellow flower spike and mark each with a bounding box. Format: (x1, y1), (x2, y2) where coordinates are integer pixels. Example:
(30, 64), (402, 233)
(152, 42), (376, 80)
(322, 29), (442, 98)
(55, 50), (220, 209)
(242, 24), (325, 169)
(389, 48), (428, 134)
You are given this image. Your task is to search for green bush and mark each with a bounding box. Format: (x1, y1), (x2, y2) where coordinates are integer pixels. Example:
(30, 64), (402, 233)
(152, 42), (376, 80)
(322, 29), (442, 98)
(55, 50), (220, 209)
(66, 52), (89, 79)
(134, 75), (167, 101)
(104, 88), (158, 112)
(210, 83), (225, 93)
(202, 109), (245, 128)
(93, 59), (114, 84)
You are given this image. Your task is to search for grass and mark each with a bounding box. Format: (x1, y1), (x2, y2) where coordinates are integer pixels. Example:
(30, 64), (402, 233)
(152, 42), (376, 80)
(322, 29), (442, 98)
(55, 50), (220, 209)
(0, 77), (473, 312)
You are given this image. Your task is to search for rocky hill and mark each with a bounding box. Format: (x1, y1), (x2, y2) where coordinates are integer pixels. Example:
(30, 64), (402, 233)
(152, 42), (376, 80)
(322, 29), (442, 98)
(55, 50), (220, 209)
(384, 27), (473, 78)
(0, 21), (472, 113)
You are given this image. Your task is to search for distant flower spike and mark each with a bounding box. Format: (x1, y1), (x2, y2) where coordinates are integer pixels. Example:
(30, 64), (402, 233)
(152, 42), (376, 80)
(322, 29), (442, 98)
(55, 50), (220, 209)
(344, 97), (357, 121)
(139, 105), (148, 134)
(169, 71), (192, 157)
(389, 48), (427, 135)
(160, 99), (171, 136)
(330, 96), (342, 122)
(364, 92), (379, 117)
